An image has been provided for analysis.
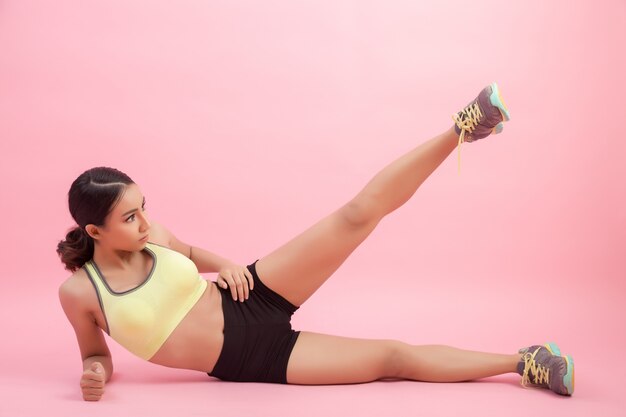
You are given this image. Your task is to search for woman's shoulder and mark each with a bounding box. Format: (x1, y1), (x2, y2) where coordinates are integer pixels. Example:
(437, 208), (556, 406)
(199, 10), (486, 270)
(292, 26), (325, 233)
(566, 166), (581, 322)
(59, 267), (93, 301)
(58, 267), (107, 335)
(146, 220), (172, 248)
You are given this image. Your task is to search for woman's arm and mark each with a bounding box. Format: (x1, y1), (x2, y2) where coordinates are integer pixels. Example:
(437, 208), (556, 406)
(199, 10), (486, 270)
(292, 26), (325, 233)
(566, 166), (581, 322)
(186, 245), (237, 274)
(152, 221), (237, 273)
(152, 221), (253, 301)
(82, 355), (113, 383)
(59, 280), (113, 401)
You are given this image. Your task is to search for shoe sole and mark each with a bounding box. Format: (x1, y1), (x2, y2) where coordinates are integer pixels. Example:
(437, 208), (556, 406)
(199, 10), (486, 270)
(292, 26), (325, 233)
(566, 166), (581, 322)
(544, 342), (575, 395)
(564, 355), (575, 395)
(488, 82), (511, 122)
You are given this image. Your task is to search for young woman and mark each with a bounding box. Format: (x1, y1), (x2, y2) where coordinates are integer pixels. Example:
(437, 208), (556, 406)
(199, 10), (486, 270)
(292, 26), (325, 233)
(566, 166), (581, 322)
(57, 83), (574, 402)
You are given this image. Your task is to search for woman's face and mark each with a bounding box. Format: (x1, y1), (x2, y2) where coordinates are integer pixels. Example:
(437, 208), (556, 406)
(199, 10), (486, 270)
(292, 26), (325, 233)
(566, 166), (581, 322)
(88, 183), (151, 251)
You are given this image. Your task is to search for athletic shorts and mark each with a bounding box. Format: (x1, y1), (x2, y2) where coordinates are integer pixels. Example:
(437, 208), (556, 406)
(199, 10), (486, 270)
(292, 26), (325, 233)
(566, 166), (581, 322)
(207, 260), (301, 384)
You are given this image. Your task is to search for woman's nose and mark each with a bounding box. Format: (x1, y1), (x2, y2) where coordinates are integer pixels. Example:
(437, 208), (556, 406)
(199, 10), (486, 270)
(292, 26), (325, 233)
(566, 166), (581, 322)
(140, 213), (151, 232)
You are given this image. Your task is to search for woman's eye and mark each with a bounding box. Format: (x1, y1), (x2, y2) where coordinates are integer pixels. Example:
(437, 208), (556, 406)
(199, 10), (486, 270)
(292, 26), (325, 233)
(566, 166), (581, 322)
(126, 206), (146, 222)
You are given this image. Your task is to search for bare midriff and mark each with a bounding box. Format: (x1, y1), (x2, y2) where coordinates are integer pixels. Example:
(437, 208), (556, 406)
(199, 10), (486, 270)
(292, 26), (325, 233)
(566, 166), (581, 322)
(148, 280), (224, 373)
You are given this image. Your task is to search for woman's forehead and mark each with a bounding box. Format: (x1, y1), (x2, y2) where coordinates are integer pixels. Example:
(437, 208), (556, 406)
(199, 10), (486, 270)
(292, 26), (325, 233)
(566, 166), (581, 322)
(112, 184), (144, 214)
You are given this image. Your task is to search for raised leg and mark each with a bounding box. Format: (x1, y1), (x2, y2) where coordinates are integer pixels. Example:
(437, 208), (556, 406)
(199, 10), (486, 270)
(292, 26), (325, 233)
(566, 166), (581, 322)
(286, 331), (522, 385)
(256, 126), (460, 307)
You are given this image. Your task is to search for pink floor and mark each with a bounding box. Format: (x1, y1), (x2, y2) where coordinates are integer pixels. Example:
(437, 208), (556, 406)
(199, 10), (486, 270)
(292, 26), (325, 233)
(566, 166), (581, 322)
(1, 0), (624, 415)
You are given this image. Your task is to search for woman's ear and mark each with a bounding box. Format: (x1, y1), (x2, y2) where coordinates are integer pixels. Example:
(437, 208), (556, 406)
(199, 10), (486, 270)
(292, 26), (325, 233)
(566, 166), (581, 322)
(85, 224), (100, 241)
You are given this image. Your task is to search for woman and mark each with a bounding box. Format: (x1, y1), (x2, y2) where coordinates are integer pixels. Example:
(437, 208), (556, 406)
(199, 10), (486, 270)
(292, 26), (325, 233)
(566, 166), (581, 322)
(57, 83), (574, 402)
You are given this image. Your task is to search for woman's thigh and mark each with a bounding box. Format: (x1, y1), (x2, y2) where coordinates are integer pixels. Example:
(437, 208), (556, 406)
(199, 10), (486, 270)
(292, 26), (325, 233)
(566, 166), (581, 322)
(256, 204), (380, 308)
(286, 330), (402, 385)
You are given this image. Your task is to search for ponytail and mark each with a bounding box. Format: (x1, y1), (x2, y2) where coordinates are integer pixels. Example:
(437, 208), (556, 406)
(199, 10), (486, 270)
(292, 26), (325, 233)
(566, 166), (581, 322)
(56, 226), (95, 272)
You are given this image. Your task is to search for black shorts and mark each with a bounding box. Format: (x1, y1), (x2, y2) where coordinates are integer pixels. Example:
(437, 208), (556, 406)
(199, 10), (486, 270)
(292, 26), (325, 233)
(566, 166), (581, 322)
(207, 260), (301, 384)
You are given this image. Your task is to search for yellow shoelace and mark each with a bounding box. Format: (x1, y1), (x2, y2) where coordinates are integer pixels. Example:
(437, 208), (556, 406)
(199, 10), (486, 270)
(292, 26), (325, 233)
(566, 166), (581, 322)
(520, 349), (551, 389)
(451, 101), (483, 175)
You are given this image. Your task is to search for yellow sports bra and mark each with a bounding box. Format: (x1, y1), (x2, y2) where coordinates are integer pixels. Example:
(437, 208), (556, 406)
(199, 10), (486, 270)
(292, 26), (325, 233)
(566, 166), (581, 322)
(83, 241), (207, 360)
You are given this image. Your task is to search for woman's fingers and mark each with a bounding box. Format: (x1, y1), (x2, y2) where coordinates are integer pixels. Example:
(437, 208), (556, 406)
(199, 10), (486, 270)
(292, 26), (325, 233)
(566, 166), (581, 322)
(226, 273), (240, 301)
(219, 267), (255, 302)
(80, 367), (105, 401)
(245, 268), (254, 291)
(235, 274), (245, 301)
(234, 271), (246, 301)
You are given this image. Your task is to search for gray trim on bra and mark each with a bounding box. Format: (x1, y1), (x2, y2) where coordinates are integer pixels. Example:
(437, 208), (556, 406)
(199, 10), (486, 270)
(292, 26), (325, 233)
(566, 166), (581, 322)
(90, 245), (157, 296)
(83, 264), (111, 336)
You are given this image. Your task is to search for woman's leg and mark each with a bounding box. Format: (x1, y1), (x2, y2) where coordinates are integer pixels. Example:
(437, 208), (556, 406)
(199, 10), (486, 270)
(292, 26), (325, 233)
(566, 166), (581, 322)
(286, 331), (521, 384)
(256, 126), (460, 307)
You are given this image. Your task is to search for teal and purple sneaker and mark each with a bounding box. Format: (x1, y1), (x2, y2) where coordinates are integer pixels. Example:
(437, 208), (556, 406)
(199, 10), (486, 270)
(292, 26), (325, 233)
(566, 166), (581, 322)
(516, 342), (575, 396)
(451, 82), (511, 173)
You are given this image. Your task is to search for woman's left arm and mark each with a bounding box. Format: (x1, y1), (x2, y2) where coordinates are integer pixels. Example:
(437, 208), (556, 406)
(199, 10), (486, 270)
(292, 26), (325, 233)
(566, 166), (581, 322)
(186, 245), (234, 274)
(183, 243), (254, 301)
(154, 221), (253, 301)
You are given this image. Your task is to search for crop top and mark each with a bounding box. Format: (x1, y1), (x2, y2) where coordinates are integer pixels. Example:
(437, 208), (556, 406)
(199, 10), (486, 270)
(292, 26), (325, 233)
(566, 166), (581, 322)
(82, 241), (208, 360)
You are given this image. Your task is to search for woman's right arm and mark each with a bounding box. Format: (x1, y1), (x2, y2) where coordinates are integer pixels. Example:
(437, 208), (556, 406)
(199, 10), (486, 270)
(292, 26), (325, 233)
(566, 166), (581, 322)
(59, 279), (113, 401)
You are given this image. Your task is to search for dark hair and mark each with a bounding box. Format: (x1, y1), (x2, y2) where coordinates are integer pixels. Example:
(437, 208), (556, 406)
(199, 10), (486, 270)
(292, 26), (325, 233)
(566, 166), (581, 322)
(56, 167), (135, 272)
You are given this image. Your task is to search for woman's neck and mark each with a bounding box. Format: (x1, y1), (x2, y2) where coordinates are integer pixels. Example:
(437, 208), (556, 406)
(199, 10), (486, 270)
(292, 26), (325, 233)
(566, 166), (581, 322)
(92, 244), (142, 271)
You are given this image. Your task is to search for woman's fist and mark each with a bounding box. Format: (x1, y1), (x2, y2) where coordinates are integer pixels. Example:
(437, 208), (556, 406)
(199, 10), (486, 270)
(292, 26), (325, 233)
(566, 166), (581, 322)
(80, 362), (106, 401)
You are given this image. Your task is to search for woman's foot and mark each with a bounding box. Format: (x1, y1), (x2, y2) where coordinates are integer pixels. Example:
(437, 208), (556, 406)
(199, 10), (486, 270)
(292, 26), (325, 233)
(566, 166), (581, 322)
(452, 83), (511, 142)
(452, 82), (511, 143)
(451, 82), (511, 173)
(516, 342), (575, 396)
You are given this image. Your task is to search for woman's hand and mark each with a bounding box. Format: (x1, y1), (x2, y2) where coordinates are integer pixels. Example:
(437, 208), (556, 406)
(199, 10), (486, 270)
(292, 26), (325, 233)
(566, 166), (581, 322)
(80, 362), (106, 401)
(217, 264), (254, 302)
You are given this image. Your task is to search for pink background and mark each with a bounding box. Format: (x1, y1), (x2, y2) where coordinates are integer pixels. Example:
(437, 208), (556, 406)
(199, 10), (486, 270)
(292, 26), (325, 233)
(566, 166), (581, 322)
(1, 0), (624, 415)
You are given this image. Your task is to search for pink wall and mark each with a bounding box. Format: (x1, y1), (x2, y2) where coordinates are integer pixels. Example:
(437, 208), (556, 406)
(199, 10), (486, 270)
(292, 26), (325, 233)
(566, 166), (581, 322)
(0, 0), (624, 415)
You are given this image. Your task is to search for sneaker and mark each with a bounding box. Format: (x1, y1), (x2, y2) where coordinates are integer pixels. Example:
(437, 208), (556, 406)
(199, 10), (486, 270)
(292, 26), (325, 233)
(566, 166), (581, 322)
(451, 82), (511, 173)
(516, 342), (575, 396)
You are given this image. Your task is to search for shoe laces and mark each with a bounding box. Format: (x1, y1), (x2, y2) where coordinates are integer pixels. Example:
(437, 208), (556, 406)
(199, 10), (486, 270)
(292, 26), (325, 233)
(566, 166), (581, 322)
(451, 101), (483, 174)
(520, 349), (551, 389)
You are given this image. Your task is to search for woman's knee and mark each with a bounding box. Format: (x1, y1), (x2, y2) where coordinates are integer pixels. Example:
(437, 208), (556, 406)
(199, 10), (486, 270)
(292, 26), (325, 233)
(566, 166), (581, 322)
(339, 197), (382, 228)
(380, 340), (409, 379)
